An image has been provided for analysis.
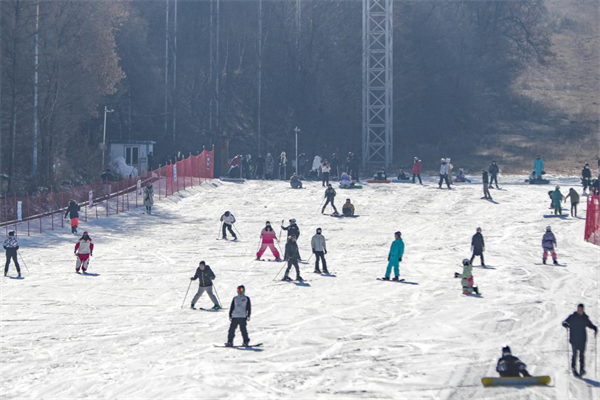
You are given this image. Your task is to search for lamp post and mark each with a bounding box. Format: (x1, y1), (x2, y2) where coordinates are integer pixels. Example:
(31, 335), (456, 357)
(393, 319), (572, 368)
(102, 106), (115, 169)
(294, 126), (301, 175)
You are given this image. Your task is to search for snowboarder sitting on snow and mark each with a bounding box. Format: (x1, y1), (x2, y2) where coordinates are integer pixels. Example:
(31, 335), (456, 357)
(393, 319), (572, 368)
(74, 231), (93, 273)
(283, 235), (303, 281)
(311, 228), (329, 274)
(373, 169), (387, 180)
(256, 221), (281, 261)
(470, 227), (486, 267)
(290, 173), (303, 189)
(564, 188), (580, 217)
(542, 226), (558, 265)
(340, 172), (352, 188)
(322, 184), (339, 214)
(382, 231), (404, 281)
(281, 218), (300, 241)
(190, 261), (220, 310)
(562, 304), (598, 377)
(220, 211), (237, 240)
(551, 186), (564, 215)
(3, 231), (20, 278)
(226, 285), (251, 347)
(529, 170), (538, 182)
(454, 168), (467, 183)
(454, 259), (479, 295)
(65, 199), (81, 234)
(342, 199), (355, 216)
(533, 154), (545, 180)
(397, 169), (409, 181)
(496, 346), (531, 378)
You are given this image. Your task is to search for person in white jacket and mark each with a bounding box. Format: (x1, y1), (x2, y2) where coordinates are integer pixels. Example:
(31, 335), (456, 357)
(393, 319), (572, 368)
(322, 161), (331, 187)
(311, 155), (323, 178)
(311, 228), (329, 274)
(220, 211), (237, 240)
(438, 158), (451, 189)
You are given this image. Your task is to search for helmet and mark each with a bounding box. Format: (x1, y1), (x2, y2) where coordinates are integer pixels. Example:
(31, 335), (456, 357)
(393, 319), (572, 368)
(502, 346), (511, 355)
(266, 221), (271, 226)
(462, 259), (470, 266)
(290, 218), (296, 223)
(555, 185), (560, 189)
(546, 226), (551, 231)
(83, 231), (89, 235)
(224, 211), (230, 216)
(476, 227), (482, 232)
(8, 231), (15, 236)
(316, 228), (322, 234)
(395, 231), (401, 236)
(237, 285), (245, 293)
(346, 198), (351, 201)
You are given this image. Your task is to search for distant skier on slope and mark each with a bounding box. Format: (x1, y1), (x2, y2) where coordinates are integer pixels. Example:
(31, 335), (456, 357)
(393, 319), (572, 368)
(562, 303), (598, 377)
(482, 170), (493, 200)
(220, 211), (237, 240)
(322, 160), (331, 187)
(190, 261), (220, 310)
(281, 218), (300, 241)
(454, 259), (479, 295)
(311, 228), (329, 274)
(330, 153), (339, 178)
(438, 159), (451, 189)
(322, 184), (339, 215)
(256, 221), (281, 261)
(265, 153), (275, 180)
(412, 157), (423, 184)
(564, 188), (580, 217)
(342, 199), (355, 216)
(278, 151), (287, 180)
(226, 285), (251, 347)
(144, 182), (154, 214)
(541, 226), (558, 265)
(381, 231), (404, 281)
(74, 231), (94, 273)
(283, 235), (303, 281)
(470, 227), (486, 267)
(488, 161), (500, 189)
(582, 163), (592, 193)
(551, 186), (564, 215)
(496, 346), (531, 377)
(255, 154), (265, 179)
(3, 231), (21, 278)
(65, 199), (81, 234)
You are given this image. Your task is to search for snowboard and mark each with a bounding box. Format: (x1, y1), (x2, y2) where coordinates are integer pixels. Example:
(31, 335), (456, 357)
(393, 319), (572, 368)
(543, 214), (568, 218)
(338, 185), (363, 189)
(377, 278), (405, 283)
(198, 307), (228, 312)
(481, 376), (550, 387)
(534, 263), (567, 267)
(214, 343), (263, 349)
(330, 214), (359, 218)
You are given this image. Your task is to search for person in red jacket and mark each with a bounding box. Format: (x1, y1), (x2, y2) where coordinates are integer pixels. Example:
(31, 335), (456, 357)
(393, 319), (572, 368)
(256, 222), (281, 261)
(74, 231), (94, 273)
(412, 157), (423, 184)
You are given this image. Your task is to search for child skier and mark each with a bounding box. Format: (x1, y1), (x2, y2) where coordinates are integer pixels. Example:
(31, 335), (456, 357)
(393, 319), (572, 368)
(551, 186), (564, 215)
(454, 259), (479, 295)
(542, 226), (558, 265)
(226, 285), (252, 347)
(496, 346), (531, 377)
(470, 227), (486, 267)
(74, 231), (94, 273)
(564, 188), (580, 217)
(322, 184), (339, 214)
(342, 199), (355, 216)
(256, 221), (281, 261)
(381, 231), (404, 281)
(3, 231), (21, 278)
(220, 211), (237, 240)
(412, 157), (422, 184)
(311, 228), (329, 274)
(64, 199), (81, 234)
(190, 261), (220, 310)
(283, 235), (303, 281)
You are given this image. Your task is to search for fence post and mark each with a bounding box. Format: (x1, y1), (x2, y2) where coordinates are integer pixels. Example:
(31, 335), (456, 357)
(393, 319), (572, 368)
(60, 190), (64, 229)
(26, 194), (30, 236)
(14, 194), (18, 236)
(51, 187), (54, 231)
(39, 193), (42, 233)
(3, 199), (7, 236)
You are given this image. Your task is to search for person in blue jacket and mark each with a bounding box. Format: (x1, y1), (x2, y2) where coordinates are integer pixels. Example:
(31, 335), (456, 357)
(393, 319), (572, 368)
(533, 154), (545, 180)
(381, 231), (404, 281)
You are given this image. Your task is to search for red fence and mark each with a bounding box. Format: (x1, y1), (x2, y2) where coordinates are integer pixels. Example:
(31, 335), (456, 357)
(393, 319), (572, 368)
(585, 193), (600, 246)
(0, 147), (214, 236)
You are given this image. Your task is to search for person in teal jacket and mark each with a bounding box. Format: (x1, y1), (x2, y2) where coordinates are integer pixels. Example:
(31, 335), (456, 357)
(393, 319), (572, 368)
(551, 185), (564, 215)
(382, 231), (404, 281)
(534, 155), (545, 179)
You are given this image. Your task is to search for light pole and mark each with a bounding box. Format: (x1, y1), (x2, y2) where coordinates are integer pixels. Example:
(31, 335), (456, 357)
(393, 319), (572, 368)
(294, 126), (301, 175)
(102, 106), (114, 169)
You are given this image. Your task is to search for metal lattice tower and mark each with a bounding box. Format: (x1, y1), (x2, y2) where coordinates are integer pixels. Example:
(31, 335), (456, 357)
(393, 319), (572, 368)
(362, 0), (393, 169)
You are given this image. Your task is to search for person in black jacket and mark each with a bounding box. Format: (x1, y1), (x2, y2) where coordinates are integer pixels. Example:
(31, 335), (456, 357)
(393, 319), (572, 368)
(488, 161), (500, 189)
(469, 227), (486, 267)
(330, 153), (339, 178)
(482, 170), (492, 200)
(64, 200), (81, 234)
(496, 346), (531, 377)
(582, 163), (592, 193)
(322, 184), (339, 214)
(283, 235), (303, 281)
(281, 219), (300, 241)
(255, 154), (265, 179)
(190, 261), (220, 310)
(3, 231), (21, 278)
(562, 304), (598, 377)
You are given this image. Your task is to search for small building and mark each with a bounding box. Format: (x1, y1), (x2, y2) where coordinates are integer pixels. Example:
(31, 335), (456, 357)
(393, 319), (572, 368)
(109, 141), (156, 173)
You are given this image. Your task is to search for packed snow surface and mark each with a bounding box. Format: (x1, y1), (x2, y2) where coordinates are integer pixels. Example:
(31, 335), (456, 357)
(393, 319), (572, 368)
(1, 176), (599, 399)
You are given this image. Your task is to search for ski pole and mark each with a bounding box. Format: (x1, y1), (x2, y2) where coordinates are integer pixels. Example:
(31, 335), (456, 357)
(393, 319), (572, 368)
(181, 279), (193, 308)
(18, 252), (30, 274)
(273, 260), (287, 281)
(213, 284), (222, 308)
(278, 222), (283, 242)
(233, 225), (243, 239)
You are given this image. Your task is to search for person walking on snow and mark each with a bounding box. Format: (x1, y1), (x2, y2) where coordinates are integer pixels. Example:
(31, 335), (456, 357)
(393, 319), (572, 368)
(322, 184), (339, 214)
(3, 231), (21, 278)
(412, 157), (422, 184)
(281, 219), (300, 241)
(562, 304), (598, 377)
(470, 227), (486, 267)
(220, 211), (237, 240)
(226, 285), (252, 347)
(496, 346), (531, 378)
(582, 163), (592, 193)
(297, 153), (307, 176)
(279, 151), (287, 180)
(447, 158), (453, 181)
(564, 188), (580, 217)
(312, 155), (323, 178)
(65, 199), (81, 234)
(381, 231), (404, 281)
(256, 221), (281, 261)
(438, 159), (451, 189)
(144, 182), (154, 214)
(255, 154), (265, 179)
(342, 199), (355, 216)
(551, 186), (564, 215)
(283, 235), (303, 281)
(322, 161), (331, 187)
(534, 154), (545, 180)
(482, 170), (493, 200)
(454, 259), (479, 295)
(542, 226), (558, 265)
(265, 153), (275, 180)
(311, 228), (329, 274)
(488, 161), (500, 189)
(74, 231), (94, 273)
(190, 261), (220, 310)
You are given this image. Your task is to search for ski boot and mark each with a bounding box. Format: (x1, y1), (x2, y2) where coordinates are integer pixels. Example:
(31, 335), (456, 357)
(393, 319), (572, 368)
(580, 368), (586, 377)
(256, 256), (261, 261)
(224, 342), (233, 347)
(191, 303), (196, 310)
(222, 236), (227, 240)
(553, 259), (559, 265)
(212, 304), (221, 310)
(572, 366), (580, 377)
(392, 276), (399, 281)
(381, 277), (390, 281)
(474, 287), (480, 295)
(232, 237), (238, 241)
(314, 269), (322, 274)
(282, 275), (292, 282)
(275, 258), (282, 262)
(242, 341), (249, 347)
(323, 269), (329, 274)
(542, 258), (547, 265)
(296, 276), (304, 282)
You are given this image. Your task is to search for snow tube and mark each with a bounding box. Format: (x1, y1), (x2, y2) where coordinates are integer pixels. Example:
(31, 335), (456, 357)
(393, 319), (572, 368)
(338, 185), (363, 189)
(366, 180), (391, 183)
(219, 177), (245, 183)
(391, 179), (411, 183)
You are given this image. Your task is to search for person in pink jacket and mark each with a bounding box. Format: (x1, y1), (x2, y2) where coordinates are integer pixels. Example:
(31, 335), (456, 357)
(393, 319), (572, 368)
(256, 221), (282, 261)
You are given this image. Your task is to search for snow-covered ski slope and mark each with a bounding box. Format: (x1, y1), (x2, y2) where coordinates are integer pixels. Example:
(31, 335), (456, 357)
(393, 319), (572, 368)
(2, 176), (599, 399)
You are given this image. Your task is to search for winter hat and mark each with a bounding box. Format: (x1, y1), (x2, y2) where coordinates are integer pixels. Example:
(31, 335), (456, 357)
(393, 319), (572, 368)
(476, 227), (482, 232)
(8, 231), (15, 236)
(395, 231), (401, 236)
(266, 221), (271, 226)
(414, 157), (418, 161)
(225, 211), (230, 216)
(83, 231), (89, 235)
(316, 228), (322, 234)
(441, 158), (446, 163)
(237, 285), (245, 293)
(290, 218), (296, 223)
(546, 226), (552, 231)
(555, 185), (560, 189)
(502, 346), (511, 355)
(462, 259), (470, 266)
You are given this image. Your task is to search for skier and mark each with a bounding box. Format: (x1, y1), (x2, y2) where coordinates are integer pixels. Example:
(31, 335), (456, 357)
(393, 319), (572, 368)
(278, 151), (287, 180)
(534, 154), (545, 180)
(190, 261), (220, 310)
(255, 154), (265, 179)
(283, 235), (303, 281)
(412, 157), (423, 184)
(564, 188), (580, 217)
(342, 199), (355, 216)
(542, 226), (558, 265)
(347, 152), (359, 181)
(74, 231), (94, 273)
(256, 221), (281, 261)
(3, 231), (21, 278)
(470, 227), (486, 267)
(226, 285), (252, 347)
(454, 259), (480, 295)
(381, 231), (404, 281)
(582, 163), (592, 193)
(438, 159), (451, 189)
(311, 228), (329, 274)
(482, 170), (493, 200)
(330, 153), (339, 178)
(265, 153), (275, 180)
(496, 346), (531, 378)
(551, 185), (564, 215)
(322, 184), (339, 214)
(227, 155), (243, 178)
(340, 172), (352, 188)
(220, 211), (237, 240)
(489, 161), (500, 189)
(373, 169), (387, 180)
(311, 155), (323, 178)
(64, 199), (81, 234)
(562, 304), (598, 377)
(144, 182), (154, 214)
(297, 153), (307, 176)
(281, 219), (300, 241)
(290, 173), (303, 189)
(322, 161), (331, 187)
